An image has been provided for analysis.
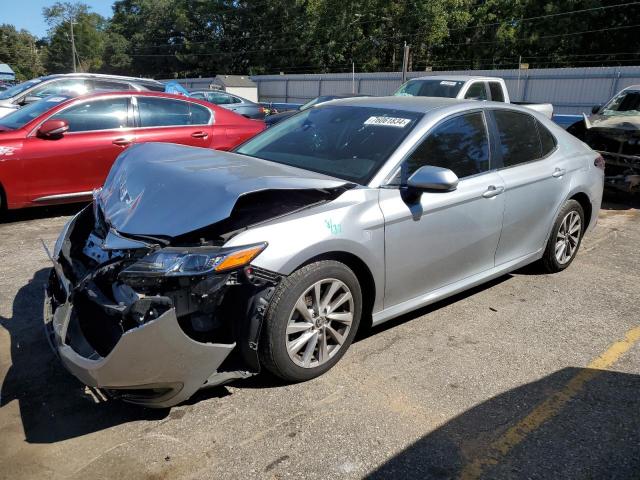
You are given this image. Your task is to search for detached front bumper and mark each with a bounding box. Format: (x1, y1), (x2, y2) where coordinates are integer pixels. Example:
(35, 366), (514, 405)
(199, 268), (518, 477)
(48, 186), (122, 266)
(44, 265), (236, 409)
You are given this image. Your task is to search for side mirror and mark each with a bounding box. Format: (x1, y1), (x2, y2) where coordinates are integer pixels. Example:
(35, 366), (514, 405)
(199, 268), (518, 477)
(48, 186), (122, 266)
(37, 119), (69, 139)
(591, 105), (602, 114)
(407, 165), (459, 192)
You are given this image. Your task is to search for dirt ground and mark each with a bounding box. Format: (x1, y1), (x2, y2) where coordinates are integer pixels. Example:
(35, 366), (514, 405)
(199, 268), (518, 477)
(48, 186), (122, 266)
(0, 195), (639, 479)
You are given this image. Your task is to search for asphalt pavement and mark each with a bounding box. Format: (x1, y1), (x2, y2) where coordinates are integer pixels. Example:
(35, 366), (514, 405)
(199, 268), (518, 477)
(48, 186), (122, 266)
(0, 196), (638, 479)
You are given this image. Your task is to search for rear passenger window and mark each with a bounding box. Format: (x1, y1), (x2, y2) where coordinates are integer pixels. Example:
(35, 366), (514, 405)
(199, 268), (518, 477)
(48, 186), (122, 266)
(464, 83), (487, 100)
(137, 97), (211, 127)
(489, 83), (505, 102)
(404, 112), (490, 179)
(494, 110), (541, 167)
(537, 121), (557, 156)
(91, 80), (131, 92)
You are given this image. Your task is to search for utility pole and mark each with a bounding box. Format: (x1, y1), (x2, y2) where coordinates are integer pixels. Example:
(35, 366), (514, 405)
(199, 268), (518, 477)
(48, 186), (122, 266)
(352, 62), (355, 94)
(70, 19), (77, 72)
(70, 20), (76, 72)
(401, 42), (410, 83)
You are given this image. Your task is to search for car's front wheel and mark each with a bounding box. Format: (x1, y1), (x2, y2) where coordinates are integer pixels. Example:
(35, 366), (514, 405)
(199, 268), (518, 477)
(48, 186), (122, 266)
(259, 260), (362, 382)
(541, 199), (585, 272)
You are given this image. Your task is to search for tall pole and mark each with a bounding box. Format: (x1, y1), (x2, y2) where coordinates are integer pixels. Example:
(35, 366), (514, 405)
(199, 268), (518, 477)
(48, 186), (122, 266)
(517, 55), (522, 100)
(401, 42), (410, 83)
(352, 62), (355, 94)
(70, 20), (77, 72)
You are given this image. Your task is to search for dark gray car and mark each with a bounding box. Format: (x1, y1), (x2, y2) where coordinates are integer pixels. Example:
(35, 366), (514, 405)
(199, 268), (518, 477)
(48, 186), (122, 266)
(0, 73), (165, 118)
(190, 90), (265, 119)
(265, 94), (369, 126)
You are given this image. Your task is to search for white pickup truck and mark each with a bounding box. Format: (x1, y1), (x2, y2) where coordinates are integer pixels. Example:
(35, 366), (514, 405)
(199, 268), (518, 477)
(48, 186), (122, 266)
(394, 75), (553, 118)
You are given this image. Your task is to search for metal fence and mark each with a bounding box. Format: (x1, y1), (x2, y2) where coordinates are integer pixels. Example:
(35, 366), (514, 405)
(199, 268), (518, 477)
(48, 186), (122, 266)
(251, 66), (640, 115)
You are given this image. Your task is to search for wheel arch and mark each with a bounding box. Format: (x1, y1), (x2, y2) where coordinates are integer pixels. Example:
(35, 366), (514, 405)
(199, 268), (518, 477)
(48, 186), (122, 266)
(294, 251), (377, 331)
(0, 181), (6, 211)
(569, 191), (593, 231)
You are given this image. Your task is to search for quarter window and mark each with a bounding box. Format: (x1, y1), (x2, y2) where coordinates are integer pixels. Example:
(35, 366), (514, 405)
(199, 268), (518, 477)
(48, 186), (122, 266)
(494, 110), (541, 167)
(404, 112), (490, 179)
(136, 97), (211, 127)
(488, 83), (505, 102)
(537, 121), (557, 157)
(50, 97), (129, 132)
(464, 83), (488, 100)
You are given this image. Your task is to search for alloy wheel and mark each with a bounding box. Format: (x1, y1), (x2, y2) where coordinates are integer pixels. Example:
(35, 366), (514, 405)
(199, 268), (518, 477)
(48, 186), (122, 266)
(555, 210), (582, 265)
(286, 278), (354, 368)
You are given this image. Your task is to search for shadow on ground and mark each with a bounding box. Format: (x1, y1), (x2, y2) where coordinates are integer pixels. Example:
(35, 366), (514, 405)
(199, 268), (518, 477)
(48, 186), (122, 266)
(0, 203), (86, 225)
(601, 190), (640, 210)
(367, 367), (640, 479)
(0, 269), (172, 444)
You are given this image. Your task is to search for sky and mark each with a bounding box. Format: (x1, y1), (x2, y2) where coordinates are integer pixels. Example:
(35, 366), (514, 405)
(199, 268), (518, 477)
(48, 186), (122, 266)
(2, 0), (114, 38)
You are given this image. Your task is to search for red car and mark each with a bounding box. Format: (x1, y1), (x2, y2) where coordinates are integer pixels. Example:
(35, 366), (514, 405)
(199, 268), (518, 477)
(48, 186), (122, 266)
(0, 91), (265, 210)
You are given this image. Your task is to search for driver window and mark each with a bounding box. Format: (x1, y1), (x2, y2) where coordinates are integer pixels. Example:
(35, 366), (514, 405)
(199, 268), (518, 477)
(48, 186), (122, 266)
(402, 112), (490, 180)
(464, 82), (488, 100)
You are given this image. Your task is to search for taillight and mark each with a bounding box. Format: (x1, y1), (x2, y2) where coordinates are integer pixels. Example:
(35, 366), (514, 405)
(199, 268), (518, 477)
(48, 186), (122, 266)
(594, 155), (605, 170)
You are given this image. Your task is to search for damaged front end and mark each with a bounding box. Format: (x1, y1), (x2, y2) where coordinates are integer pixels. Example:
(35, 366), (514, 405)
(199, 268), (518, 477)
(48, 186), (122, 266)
(44, 205), (282, 408)
(585, 125), (640, 193)
(44, 143), (352, 407)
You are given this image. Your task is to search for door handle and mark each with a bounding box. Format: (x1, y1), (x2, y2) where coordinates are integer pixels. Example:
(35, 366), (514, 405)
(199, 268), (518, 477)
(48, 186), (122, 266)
(112, 137), (132, 146)
(552, 168), (566, 178)
(191, 131), (209, 139)
(482, 185), (505, 198)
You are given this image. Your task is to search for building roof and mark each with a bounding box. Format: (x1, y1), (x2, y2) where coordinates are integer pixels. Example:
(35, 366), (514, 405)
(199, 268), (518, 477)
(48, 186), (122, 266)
(214, 75), (256, 88)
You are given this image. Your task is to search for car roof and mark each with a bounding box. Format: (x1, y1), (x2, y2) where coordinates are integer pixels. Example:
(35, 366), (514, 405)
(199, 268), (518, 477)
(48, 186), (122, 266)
(39, 73), (162, 84)
(409, 75), (502, 83)
(316, 95), (554, 123)
(316, 95), (476, 113)
(62, 90), (215, 108)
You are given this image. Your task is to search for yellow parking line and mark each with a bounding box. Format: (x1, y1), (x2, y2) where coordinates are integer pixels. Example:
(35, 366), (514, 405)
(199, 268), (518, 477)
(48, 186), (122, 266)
(459, 325), (640, 480)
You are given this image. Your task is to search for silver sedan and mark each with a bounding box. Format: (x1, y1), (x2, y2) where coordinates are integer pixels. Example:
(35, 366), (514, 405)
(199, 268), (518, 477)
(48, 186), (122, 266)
(46, 97), (603, 407)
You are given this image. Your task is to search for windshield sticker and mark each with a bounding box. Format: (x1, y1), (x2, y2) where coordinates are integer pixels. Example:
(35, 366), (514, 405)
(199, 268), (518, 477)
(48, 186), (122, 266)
(440, 80), (458, 86)
(46, 96), (66, 102)
(364, 116), (411, 128)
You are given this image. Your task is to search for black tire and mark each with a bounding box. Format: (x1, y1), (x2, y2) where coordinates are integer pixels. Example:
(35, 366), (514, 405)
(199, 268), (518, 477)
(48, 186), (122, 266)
(259, 260), (362, 382)
(541, 199), (585, 273)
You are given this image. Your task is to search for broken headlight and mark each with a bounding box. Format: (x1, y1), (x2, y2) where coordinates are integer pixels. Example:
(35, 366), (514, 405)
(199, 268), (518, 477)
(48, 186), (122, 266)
(119, 243), (267, 278)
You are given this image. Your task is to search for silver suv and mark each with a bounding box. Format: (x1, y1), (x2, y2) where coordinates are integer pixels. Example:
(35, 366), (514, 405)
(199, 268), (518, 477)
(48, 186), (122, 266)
(45, 97), (604, 407)
(0, 73), (165, 118)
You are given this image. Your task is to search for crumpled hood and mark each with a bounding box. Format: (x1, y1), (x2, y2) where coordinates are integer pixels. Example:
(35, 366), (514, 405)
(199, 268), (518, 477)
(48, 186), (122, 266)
(589, 114), (640, 132)
(97, 142), (350, 238)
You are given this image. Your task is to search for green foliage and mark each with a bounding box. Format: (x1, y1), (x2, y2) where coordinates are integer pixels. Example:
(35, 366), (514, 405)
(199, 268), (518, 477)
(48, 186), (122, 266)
(0, 25), (45, 81)
(43, 1), (108, 73)
(2, 0), (639, 79)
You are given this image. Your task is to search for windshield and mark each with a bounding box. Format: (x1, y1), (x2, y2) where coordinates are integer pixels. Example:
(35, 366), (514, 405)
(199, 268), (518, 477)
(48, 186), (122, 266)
(601, 90), (640, 116)
(0, 78), (43, 100)
(236, 105), (423, 184)
(0, 96), (69, 130)
(394, 79), (465, 98)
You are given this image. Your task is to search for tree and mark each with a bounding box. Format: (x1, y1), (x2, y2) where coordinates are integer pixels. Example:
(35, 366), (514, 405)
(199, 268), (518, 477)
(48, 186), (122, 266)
(0, 24), (46, 81)
(43, 2), (108, 73)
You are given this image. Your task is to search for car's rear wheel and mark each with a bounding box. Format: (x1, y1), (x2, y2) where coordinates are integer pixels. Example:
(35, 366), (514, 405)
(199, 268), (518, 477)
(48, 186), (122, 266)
(259, 260), (362, 382)
(541, 199), (585, 272)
